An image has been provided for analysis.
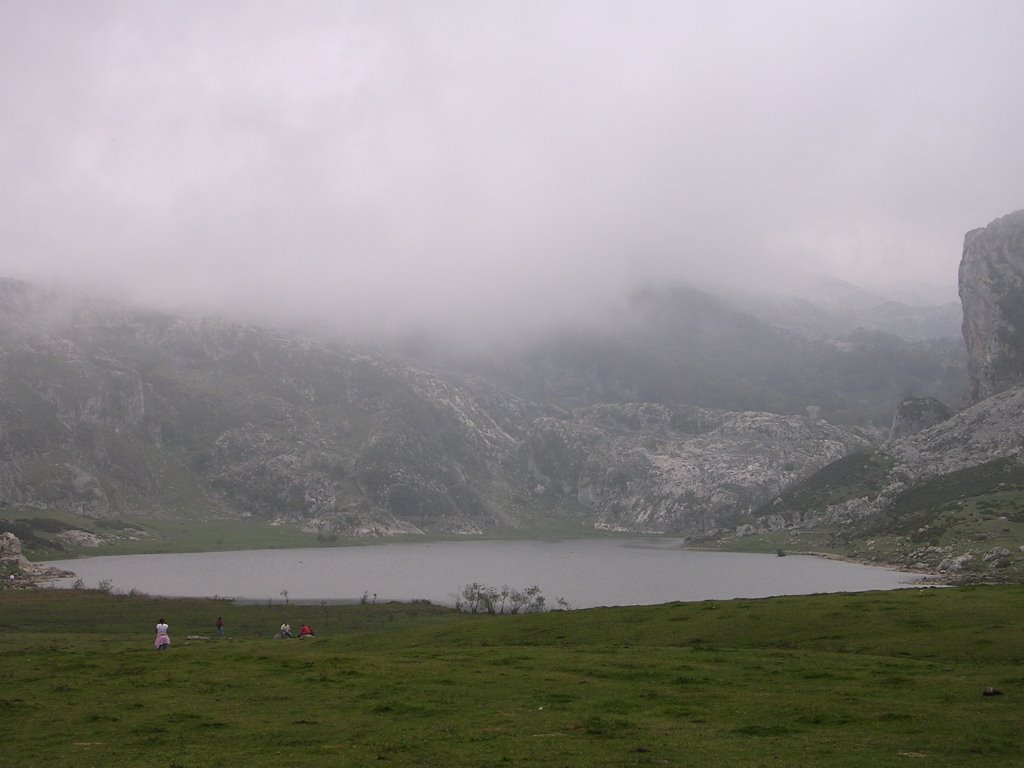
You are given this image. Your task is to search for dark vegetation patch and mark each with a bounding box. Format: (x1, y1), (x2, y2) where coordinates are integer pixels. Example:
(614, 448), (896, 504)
(755, 451), (894, 517)
(0, 517), (74, 551)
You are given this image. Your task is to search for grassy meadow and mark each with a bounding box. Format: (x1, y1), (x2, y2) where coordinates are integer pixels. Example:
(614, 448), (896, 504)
(1, 585), (1022, 767)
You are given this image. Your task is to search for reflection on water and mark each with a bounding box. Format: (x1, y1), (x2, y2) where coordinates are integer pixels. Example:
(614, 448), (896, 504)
(43, 537), (916, 608)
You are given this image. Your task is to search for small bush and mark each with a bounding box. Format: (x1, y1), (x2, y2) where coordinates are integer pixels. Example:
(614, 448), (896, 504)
(454, 582), (556, 614)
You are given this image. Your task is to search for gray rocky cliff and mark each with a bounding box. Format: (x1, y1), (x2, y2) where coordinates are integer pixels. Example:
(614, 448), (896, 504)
(959, 209), (1024, 401)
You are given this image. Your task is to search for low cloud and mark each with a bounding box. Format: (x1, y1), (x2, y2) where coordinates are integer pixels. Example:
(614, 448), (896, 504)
(1, 1), (1021, 341)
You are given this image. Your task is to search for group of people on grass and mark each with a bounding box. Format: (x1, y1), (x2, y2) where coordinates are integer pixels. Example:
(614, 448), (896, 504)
(153, 617), (315, 648)
(279, 622), (315, 638)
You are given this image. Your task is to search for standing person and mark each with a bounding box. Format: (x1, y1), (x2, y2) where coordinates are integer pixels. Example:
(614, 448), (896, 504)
(154, 618), (170, 651)
(215, 617), (224, 638)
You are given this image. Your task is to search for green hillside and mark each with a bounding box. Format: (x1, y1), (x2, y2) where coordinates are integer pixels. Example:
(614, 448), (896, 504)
(727, 452), (1024, 580)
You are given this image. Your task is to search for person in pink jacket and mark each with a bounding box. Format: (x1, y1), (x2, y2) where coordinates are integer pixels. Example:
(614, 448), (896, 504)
(154, 618), (170, 650)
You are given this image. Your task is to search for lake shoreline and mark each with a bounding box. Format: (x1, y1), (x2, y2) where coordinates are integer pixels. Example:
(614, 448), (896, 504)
(20, 517), (954, 589)
(678, 543), (942, 583)
(39, 537), (919, 608)
(24, 530), (943, 596)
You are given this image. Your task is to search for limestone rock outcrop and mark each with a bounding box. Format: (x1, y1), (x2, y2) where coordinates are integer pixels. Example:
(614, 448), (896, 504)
(0, 531), (72, 585)
(0, 531), (33, 573)
(519, 403), (872, 537)
(959, 209), (1024, 401)
(882, 385), (1024, 489)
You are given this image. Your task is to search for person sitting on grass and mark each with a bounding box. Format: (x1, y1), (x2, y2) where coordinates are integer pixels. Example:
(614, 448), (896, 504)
(280, 622), (292, 638)
(300, 623), (315, 638)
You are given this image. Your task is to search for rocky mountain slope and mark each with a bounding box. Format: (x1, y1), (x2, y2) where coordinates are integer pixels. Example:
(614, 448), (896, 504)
(520, 403), (871, 537)
(1, 204), (1006, 555)
(0, 278), (537, 535)
(733, 210), (1024, 581)
(1, 276), (887, 544)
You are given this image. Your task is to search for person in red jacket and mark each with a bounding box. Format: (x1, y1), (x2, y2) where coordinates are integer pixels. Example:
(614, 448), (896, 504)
(299, 623), (315, 637)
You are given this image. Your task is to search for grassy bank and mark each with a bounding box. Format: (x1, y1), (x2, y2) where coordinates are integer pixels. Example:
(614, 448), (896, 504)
(2, 585), (1022, 767)
(2, 512), (337, 560)
(5, 510), (606, 561)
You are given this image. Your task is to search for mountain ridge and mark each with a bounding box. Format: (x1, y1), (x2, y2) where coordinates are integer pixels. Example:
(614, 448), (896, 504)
(1, 274), (918, 547)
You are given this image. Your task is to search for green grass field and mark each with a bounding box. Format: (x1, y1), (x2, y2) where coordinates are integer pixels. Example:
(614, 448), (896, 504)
(2, 585), (1022, 767)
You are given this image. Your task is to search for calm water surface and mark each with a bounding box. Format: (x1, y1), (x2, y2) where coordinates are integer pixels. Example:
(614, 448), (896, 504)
(43, 538), (916, 608)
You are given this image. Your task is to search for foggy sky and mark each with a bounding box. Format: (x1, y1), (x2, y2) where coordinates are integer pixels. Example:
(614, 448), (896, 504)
(1, 1), (1022, 341)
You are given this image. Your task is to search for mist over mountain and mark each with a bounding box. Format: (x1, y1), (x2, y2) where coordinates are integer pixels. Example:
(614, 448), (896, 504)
(0, 268), (967, 545)
(7, 205), (1024, 587)
(395, 280), (966, 426)
(717, 274), (964, 342)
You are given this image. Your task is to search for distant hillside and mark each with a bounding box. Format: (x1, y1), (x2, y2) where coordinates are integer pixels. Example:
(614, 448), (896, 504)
(419, 282), (966, 426)
(0, 277), (877, 544)
(0, 278), (534, 535)
(720, 274), (964, 342)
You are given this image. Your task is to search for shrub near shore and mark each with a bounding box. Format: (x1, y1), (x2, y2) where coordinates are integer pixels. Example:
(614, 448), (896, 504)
(1, 586), (1022, 767)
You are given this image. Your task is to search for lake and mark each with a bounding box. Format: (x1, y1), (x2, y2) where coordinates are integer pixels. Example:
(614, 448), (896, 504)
(43, 537), (918, 608)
